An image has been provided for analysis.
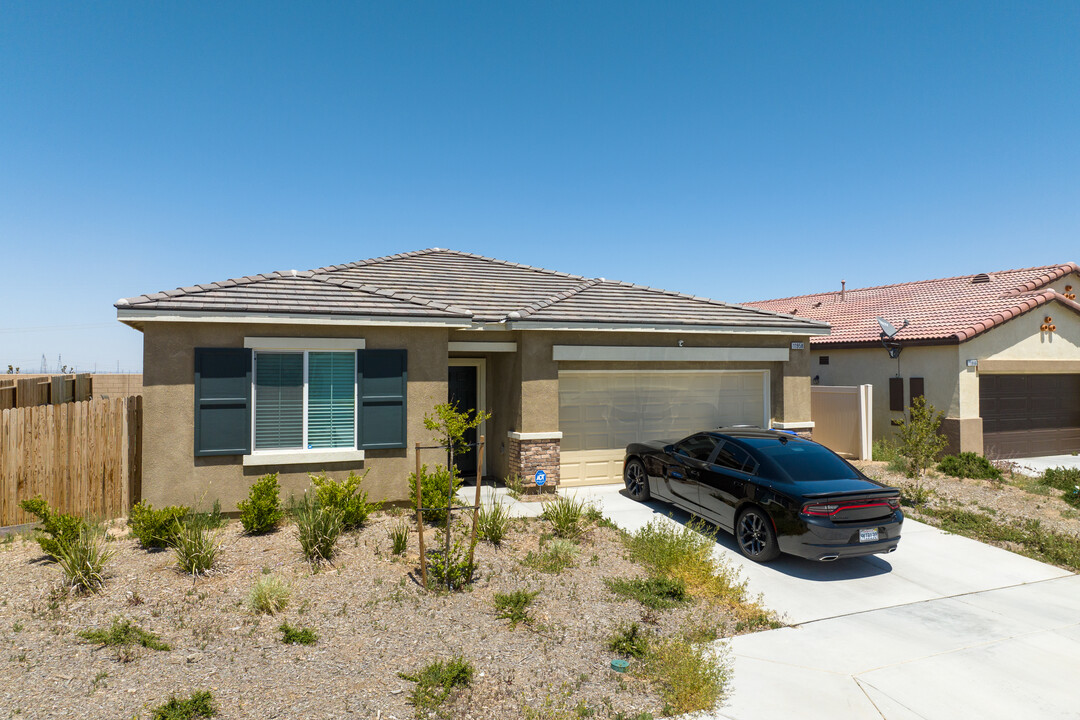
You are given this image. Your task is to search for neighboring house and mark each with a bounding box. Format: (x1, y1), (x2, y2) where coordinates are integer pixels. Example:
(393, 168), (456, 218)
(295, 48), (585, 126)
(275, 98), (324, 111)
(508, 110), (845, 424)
(116, 248), (827, 508)
(745, 263), (1080, 459)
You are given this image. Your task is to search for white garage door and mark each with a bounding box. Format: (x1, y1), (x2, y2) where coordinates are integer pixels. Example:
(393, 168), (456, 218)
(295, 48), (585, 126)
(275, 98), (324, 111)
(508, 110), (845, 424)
(559, 370), (768, 486)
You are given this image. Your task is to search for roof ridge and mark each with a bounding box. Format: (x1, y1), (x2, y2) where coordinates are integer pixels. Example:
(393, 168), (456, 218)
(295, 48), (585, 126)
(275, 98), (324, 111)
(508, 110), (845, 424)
(306, 272), (474, 317)
(510, 278), (602, 320)
(744, 262), (1078, 306)
(116, 269), (323, 306)
(945, 288), (1080, 342)
(422, 248), (589, 281)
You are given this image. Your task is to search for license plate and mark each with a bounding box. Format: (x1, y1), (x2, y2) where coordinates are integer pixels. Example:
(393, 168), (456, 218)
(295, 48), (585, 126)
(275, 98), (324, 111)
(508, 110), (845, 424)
(859, 528), (879, 543)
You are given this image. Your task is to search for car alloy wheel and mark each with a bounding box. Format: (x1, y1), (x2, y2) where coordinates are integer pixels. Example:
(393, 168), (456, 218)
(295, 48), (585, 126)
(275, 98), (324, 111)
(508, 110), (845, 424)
(737, 508), (779, 562)
(624, 459), (649, 501)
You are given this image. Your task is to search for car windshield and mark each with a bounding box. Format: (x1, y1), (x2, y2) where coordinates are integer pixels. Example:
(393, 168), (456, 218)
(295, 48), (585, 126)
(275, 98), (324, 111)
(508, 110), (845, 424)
(746, 439), (859, 481)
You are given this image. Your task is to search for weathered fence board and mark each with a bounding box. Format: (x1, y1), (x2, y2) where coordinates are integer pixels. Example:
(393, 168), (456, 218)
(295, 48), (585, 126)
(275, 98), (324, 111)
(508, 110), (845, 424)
(0, 397), (141, 526)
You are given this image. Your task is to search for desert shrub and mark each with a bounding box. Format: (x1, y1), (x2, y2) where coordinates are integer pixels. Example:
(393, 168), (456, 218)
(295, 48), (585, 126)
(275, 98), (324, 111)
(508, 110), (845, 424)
(237, 473), (284, 535)
(248, 575), (290, 615)
(896, 396), (948, 479)
(901, 482), (934, 507)
(128, 501), (190, 550)
(523, 538), (578, 573)
(427, 537), (477, 591)
(492, 589), (538, 629)
(937, 452), (1002, 481)
(55, 524), (116, 594)
(150, 690), (217, 720)
(18, 496), (85, 561)
(871, 438), (903, 463)
(79, 617), (170, 651)
(642, 636), (730, 715)
(477, 500), (512, 546)
(505, 473), (526, 499)
(1041, 466), (1080, 492)
(408, 464), (462, 526)
(622, 519), (756, 611)
(390, 520), (410, 555)
(309, 471), (381, 530)
(279, 621), (317, 645)
(607, 621), (649, 659)
(173, 523), (218, 577)
(290, 493), (343, 564)
(186, 500), (227, 533)
(398, 656), (474, 714)
(604, 576), (689, 609)
(542, 494), (588, 539)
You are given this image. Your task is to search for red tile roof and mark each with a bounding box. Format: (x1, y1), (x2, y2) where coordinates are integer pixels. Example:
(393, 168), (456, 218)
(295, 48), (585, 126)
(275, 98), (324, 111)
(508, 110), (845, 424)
(744, 263), (1080, 347)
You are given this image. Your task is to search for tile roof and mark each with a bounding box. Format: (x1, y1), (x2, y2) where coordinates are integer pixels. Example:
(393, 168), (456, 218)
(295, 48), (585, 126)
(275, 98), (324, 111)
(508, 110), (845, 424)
(743, 263), (1080, 346)
(118, 248), (827, 333)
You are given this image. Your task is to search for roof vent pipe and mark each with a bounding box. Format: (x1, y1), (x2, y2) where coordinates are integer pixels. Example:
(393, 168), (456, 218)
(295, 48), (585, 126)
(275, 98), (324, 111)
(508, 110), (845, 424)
(840, 280), (846, 302)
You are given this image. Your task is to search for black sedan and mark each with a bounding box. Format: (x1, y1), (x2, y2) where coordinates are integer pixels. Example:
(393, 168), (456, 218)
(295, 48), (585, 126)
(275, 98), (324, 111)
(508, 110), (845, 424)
(623, 428), (903, 563)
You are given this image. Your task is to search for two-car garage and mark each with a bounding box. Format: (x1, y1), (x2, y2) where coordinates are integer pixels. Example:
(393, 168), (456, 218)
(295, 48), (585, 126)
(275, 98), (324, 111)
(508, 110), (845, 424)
(558, 370), (769, 485)
(980, 374), (1080, 458)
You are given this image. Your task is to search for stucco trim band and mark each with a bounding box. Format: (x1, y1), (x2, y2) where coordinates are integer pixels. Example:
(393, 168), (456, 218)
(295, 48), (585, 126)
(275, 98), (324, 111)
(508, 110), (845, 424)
(977, 360), (1080, 374)
(552, 345), (790, 362)
(508, 431), (564, 440)
(118, 309), (472, 328)
(772, 421), (815, 429)
(244, 337), (367, 351)
(243, 449), (366, 466)
(448, 341), (518, 353)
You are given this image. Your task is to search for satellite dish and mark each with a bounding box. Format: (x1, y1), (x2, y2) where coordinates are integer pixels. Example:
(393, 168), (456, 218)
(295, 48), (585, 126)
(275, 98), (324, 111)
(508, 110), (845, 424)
(876, 317), (909, 338)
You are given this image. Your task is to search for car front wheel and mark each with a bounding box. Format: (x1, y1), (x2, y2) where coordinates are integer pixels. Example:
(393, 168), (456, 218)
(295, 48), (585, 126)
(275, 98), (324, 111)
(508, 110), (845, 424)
(623, 459), (650, 502)
(736, 507), (780, 562)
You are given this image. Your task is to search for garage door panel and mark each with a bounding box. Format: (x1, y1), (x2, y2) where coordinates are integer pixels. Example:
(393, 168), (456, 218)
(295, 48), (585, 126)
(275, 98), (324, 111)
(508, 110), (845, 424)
(980, 374), (1080, 458)
(559, 371), (767, 485)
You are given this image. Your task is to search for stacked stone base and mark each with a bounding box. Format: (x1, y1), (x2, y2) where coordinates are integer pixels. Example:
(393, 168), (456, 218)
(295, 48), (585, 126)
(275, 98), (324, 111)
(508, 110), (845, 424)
(508, 435), (561, 488)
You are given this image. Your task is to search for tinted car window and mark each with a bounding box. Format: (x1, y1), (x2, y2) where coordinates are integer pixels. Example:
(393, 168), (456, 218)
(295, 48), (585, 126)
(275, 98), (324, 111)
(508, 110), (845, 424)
(750, 439), (859, 481)
(713, 441), (754, 473)
(673, 435), (718, 462)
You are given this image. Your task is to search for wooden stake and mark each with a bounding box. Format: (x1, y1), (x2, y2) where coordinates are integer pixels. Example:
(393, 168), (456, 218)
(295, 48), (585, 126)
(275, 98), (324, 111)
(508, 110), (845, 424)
(467, 436), (485, 570)
(415, 442), (427, 589)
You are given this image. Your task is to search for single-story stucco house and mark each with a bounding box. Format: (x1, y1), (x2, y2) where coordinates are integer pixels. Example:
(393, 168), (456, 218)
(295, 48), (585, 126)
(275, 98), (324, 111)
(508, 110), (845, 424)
(116, 248), (828, 508)
(745, 263), (1080, 459)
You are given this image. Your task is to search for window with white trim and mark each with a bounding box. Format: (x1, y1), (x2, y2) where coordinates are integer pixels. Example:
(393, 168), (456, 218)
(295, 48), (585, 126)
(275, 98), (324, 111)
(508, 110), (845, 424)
(253, 351), (356, 451)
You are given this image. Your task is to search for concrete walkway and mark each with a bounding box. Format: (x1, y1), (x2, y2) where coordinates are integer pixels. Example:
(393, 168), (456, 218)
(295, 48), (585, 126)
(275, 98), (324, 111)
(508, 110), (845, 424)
(495, 484), (1080, 720)
(1012, 453), (1080, 476)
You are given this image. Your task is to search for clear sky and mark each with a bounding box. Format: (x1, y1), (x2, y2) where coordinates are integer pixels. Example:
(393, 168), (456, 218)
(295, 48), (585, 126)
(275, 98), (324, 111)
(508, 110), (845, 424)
(1, 1), (1077, 373)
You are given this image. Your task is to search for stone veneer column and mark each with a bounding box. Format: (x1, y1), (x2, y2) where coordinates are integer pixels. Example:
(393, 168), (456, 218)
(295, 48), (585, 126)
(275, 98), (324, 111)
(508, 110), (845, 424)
(507, 431), (562, 487)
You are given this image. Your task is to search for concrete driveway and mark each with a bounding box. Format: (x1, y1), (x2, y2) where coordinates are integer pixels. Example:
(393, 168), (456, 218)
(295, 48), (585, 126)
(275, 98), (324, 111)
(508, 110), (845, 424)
(1012, 453), (1080, 476)
(558, 485), (1080, 720)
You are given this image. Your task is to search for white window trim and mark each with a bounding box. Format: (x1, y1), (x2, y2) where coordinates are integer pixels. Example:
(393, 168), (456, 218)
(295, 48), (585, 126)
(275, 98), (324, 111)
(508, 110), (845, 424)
(247, 337), (365, 464)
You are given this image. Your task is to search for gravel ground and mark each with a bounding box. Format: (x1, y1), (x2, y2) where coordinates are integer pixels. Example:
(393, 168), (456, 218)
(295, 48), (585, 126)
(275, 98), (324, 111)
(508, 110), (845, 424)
(854, 460), (1080, 538)
(0, 511), (745, 719)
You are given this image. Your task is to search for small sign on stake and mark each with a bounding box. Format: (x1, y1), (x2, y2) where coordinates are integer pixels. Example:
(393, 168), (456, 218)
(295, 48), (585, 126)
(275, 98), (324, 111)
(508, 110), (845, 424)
(534, 469), (547, 487)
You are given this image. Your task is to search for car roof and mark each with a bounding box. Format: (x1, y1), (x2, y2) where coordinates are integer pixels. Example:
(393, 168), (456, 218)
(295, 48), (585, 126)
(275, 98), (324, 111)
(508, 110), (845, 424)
(707, 427), (804, 442)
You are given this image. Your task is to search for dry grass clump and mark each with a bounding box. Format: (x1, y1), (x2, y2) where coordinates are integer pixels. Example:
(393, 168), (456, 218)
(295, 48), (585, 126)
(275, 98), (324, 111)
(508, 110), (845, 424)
(247, 574), (290, 615)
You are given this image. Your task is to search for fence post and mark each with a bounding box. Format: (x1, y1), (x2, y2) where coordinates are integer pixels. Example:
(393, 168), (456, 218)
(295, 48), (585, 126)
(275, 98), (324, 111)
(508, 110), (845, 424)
(415, 442), (427, 589)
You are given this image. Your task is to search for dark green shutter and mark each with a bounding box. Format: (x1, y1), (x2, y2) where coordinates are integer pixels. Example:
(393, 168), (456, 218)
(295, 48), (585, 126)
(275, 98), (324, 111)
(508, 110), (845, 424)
(357, 349), (407, 449)
(194, 348), (252, 456)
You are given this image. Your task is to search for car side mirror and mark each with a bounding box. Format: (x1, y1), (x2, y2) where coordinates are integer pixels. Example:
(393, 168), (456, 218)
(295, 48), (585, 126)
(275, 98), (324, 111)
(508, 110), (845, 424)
(663, 444), (675, 455)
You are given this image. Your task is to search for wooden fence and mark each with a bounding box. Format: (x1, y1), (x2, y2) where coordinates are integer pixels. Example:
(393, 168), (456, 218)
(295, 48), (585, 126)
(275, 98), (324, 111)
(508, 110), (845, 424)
(0, 374), (92, 411)
(0, 396), (141, 526)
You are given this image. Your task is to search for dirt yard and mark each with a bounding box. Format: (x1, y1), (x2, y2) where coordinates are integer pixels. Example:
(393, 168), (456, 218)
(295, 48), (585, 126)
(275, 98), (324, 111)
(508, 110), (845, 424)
(0, 509), (757, 719)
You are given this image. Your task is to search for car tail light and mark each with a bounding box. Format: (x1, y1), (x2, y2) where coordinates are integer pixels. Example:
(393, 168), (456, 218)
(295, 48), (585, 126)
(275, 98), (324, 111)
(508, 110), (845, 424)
(887, 496), (901, 510)
(802, 503), (840, 516)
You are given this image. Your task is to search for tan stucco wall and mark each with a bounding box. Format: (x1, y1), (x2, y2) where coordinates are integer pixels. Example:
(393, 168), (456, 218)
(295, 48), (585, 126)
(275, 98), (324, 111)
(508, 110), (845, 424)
(142, 322), (448, 509)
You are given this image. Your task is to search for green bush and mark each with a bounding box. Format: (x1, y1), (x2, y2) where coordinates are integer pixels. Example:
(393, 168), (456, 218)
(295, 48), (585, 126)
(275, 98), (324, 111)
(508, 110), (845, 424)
(237, 473), (284, 534)
(1041, 466), (1080, 492)
(55, 523), (116, 594)
(477, 500), (512, 545)
(390, 520), (410, 556)
(523, 538), (579, 574)
(642, 636), (729, 715)
(607, 621), (649, 659)
(310, 471), (380, 530)
(492, 589), (538, 629)
(542, 495), (588, 539)
(937, 452), (1002, 480)
(173, 523), (218, 577)
(18, 496), (85, 561)
(128, 501), (190, 549)
(150, 690), (217, 720)
(79, 617), (170, 651)
(871, 438), (903, 463)
(897, 396), (948, 478)
(398, 656), (474, 715)
(604, 576), (689, 609)
(427, 537), (477, 590)
(408, 463), (462, 526)
(279, 621), (317, 645)
(290, 493), (343, 564)
(186, 500), (227, 532)
(248, 575), (290, 615)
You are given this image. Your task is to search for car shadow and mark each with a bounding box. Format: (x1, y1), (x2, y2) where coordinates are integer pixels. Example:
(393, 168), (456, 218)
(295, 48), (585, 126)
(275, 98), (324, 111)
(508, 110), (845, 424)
(618, 489), (895, 581)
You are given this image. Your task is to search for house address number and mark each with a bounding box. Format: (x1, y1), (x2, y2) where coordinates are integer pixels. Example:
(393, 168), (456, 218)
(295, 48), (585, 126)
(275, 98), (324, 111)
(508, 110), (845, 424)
(791, 342), (805, 350)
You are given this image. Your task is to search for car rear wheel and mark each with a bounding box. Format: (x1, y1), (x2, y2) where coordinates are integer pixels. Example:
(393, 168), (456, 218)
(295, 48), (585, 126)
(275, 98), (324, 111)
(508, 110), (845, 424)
(736, 507), (780, 563)
(623, 459), (650, 502)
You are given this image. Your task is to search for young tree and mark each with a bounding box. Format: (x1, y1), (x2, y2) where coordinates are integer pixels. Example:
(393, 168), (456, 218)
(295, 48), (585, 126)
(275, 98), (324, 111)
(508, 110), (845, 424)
(897, 396), (948, 481)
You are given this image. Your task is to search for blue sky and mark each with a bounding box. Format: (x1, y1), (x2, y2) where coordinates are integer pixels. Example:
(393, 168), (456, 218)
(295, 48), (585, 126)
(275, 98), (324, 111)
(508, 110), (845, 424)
(1, 1), (1078, 372)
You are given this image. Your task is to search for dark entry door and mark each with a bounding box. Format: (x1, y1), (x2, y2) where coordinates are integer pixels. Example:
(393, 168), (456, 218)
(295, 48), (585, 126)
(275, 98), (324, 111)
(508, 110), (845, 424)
(448, 364), (478, 479)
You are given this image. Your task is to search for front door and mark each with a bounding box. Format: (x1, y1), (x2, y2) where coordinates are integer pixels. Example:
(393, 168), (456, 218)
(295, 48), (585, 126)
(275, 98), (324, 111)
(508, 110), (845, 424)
(448, 364), (478, 479)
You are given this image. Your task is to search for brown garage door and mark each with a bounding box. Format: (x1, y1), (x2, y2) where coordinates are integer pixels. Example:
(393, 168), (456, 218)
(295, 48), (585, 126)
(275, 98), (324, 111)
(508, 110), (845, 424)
(980, 374), (1080, 458)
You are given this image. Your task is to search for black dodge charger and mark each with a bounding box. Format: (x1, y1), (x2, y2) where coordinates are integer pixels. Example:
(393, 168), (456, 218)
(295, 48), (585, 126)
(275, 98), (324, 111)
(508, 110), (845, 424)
(623, 428), (903, 562)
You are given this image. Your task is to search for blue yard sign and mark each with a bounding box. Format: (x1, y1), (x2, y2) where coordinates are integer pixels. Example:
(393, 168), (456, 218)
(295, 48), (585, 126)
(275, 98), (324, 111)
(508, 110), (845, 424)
(534, 469), (547, 486)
